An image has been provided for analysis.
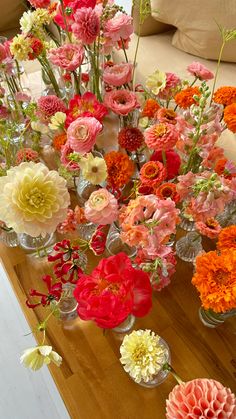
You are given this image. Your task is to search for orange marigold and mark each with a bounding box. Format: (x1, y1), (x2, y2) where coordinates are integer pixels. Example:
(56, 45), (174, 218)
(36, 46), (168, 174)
(52, 133), (67, 151)
(174, 87), (201, 109)
(224, 103), (236, 133)
(217, 225), (236, 251)
(192, 249), (236, 313)
(142, 98), (160, 118)
(213, 86), (236, 106)
(104, 151), (134, 189)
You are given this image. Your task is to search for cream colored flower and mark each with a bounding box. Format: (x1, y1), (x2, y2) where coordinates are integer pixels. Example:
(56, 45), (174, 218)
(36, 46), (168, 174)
(146, 69), (166, 95)
(49, 112), (67, 131)
(138, 116), (149, 129)
(20, 345), (62, 371)
(32, 9), (51, 28)
(31, 120), (49, 134)
(79, 153), (107, 185)
(0, 162), (70, 237)
(120, 330), (169, 383)
(10, 35), (32, 61)
(20, 11), (34, 34)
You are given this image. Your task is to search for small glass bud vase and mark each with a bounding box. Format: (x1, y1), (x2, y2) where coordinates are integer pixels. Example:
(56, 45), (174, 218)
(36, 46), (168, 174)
(180, 215), (196, 232)
(119, 110), (139, 129)
(18, 233), (55, 257)
(76, 174), (98, 206)
(77, 222), (97, 242)
(58, 283), (78, 322)
(176, 232), (203, 263)
(0, 229), (19, 247)
(106, 223), (136, 258)
(199, 307), (236, 328)
(112, 314), (135, 334)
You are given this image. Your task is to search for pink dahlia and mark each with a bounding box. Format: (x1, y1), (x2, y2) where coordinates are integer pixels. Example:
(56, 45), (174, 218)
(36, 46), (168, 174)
(144, 123), (179, 151)
(84, 188), (118, 224)
(48, 43), (84, 72)
(67, 116), (102, 154)
(166, 378), (236, 418)
(104, 13), (133, 42)
(187, 61), (214, 81)
(103, 63), (133, 87)
(16, 148), (40, 165)
(104, 89), (139, 116)
(66, 92), (108, 126)
(60, 142), (81, 172)
(37, 95), (66, 122)
(72, 7), (100, 44)
(28, 0), (50, 8)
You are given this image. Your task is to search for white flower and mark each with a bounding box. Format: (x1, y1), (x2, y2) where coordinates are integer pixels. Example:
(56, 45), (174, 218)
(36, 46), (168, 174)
(49, 112), (67, 131)
(0, 162), (70, 236)
(146, 69), (166, 95)
(20, 345), (62, 371)
(120, 330), (169, 383)
(79, 153), (107, 185)
(20, 11), (34, 34)
(31, 121), (49, 134)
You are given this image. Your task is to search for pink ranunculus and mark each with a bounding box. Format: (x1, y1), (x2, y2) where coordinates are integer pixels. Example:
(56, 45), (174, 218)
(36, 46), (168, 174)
(28, 0), (50, 7)
(37, 95), (66, 122)
(104, 89), (139, 116)
(103, 62), (133, 87)
(60, 142), (81, 172)
(84, 188), (118, 224)
(72, 7), (100, 45)
(67, 116), (102, 154)
(104, 13), (133, 42)
(144, 122), (179, 151)
(187, 61), (214, 80)
(48, 43), (84, 72)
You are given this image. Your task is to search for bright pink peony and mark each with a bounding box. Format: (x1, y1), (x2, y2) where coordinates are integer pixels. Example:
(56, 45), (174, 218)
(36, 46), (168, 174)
(48, 43), (84, 72)
(104, 89), (139, 116)
(60, 142), (81, 172)
(166, 378), (236, 419)
(67, 116), (102, 154)
(84, 189), (118, 225)
(187, 61), (214, 80)
(103, 63), (133, 87)
(66, 92), (108, 126)
(37, 95), (66, 122)
(72, 7), (100, 44)
(151, 149), (181, 180)
(73, 252), (152, 328)
(28, 0), (50, 8)
(144, 123), (179, 151)
(104, 13), (133, 42)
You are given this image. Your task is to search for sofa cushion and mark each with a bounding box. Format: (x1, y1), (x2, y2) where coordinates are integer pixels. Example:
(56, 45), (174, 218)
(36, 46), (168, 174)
(0, 1), (25, 38)
(150, 0), (236, 62)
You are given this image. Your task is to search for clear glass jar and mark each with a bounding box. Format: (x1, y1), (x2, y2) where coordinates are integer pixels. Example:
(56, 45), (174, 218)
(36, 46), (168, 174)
(119, 109), (139, 129)
(0, 229), (19, 247)
(175, 232), (203, 263)
(112, 314), (135, 334)
(180, 215), (196, 232)
(18, 233), (55, 257)
(76, 174), (99, 206)
(58, 283), (78, 322)
(106, 223), (136, 258)
(199, 307), (236, 328)
(76, 222), (97, 242)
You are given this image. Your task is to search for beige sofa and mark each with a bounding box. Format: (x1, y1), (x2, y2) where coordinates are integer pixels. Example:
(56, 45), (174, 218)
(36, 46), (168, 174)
(0, 1), (25, 38)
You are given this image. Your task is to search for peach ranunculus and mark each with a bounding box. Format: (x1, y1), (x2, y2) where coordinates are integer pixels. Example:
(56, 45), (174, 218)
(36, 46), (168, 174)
(67, 116), (102, 154)
(187, 61), (214, 81)
(104, 13), (133, 42)
(48, 43), (85, 72)
(84, 188), (118, 224)
(103, 63), (133, 87)
(104, 89), (139, 116)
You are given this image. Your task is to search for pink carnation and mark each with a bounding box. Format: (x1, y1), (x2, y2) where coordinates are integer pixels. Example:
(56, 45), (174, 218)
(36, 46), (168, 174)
(37, 95), (66, 122)
(187, 61), (214, 80)
(72, 7), (100, 44)
(104, 89), (139, 116)
(67, 116), (102, 154)
(28, 0), (50, 8)
(84, 188), (118, 224)
(60, 142), (81, 172)
(104, 13), (133, 42)
(48, 43), (84, 72)
(103, 63), (133, 87)
(144, 123), (179, 151)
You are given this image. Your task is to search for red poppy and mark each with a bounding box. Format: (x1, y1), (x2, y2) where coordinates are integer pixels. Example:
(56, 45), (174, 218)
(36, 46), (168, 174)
(74, 252), (152, 328)
(26, 275), (62, 309)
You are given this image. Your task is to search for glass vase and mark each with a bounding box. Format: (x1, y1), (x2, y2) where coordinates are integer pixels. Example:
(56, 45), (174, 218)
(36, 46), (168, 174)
(175, 232), (203, 263)
(199, 307), (236, 328)
(0, 229), (19, 247)
(76, 222), (97, 242)
(58, 283), (78, 322)
(112, 314), (135, 334)
(18, 233), (55, 257)
(180, 215), (196, 232)
(76, 174), (98, 205)
(119, 109), (139, 129)
(106, 223), (136, 258)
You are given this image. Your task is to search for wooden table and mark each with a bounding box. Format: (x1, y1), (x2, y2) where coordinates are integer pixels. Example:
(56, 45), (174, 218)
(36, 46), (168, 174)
(1, 237), (236, 419)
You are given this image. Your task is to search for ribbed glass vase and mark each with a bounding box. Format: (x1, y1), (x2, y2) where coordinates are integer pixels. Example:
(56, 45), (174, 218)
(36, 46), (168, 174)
(176, 232), (203, 263)
(199, 307), (236, 328)
(18, 233), (55, 257)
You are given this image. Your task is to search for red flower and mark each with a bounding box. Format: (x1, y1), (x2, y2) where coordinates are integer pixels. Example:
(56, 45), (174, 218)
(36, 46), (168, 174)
(118, 127), (144, 152)
(26, 275), (62, 309)
(54, 0), (96, 30)
(48, 240), (84, 284)
(150, 149), (181, 180)
(156, 182), (180, 203)
(74, 252), (152, 328)
(66, 92), (107, 127)
(28, 36), (43, 60)
(89, 225), (107, 256)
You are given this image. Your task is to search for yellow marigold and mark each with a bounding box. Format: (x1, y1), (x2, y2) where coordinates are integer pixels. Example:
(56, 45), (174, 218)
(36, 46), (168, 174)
(217, 225), (236, 251)
(142, 99), (160, 118)
(104, 151), (134, 189)
(192, 249), (236, 313)
(10, 34), (32, 61)
(174, 86), (201, 109)
(213, 86), (236, 106)
(52, 133), (67, 151)
(224, 103), (236, 133)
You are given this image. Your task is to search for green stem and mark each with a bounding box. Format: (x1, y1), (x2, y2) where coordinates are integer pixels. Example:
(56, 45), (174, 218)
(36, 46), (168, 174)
(183, 106), (204, 174)
(59, 0), (72, 42)
(72, 71), (81, 95)
(163, 363), (183, 384)
(162, 149), (167, 167)
(210, 41), (225, 105)
(121, 38), (129, 63)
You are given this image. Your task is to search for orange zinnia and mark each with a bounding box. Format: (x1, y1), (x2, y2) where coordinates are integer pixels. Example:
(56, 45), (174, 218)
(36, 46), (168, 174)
(174, 87), (201, 109)
(104, 151), (134, 189)
(217, 225), (236, 251)
(142, 98), (160, 118)
(213, 86), (236, 106)
(192, 249), (236, 313)
(52, 133), (67, 151)
(224, 103), (236, 133)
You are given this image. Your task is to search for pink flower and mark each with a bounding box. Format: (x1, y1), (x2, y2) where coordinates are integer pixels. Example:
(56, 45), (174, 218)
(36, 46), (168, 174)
(48, 43), (84, 72)
(60, 142), (81, 172)
(104, 89), (139, 116)
(103, 63), (133, 87)
(84, 188), (118, 224)
(151, 149), (181, 180)
(196, 218), (221, 239)
(0, 105), (9, 119)
(0, 44), (7, 63)
(144, 123), (179, 151)
(177, 172), (196, 200)
(15, 92), (31, 103)
(158, 72), (180, 99)
(187, 61), (214, 80)
(166, 379), (236, 419)
(67, 116), (102, 154)
(72, 7), (100, 44)
(28, 0), (50, 8)
(54, 0), (96, 30)
(37, 95), (66, 122)
(104, 13), (133, 42)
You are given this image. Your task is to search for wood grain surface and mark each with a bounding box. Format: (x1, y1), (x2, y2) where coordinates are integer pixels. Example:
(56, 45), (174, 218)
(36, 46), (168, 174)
(0, 235), (236, 419)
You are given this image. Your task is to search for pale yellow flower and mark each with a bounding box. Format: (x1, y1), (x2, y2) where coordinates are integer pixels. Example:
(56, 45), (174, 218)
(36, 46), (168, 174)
(32, 9), (51, 28)
(0, 162), (70, 237)
(79, 153), (107, 185)
(138, 116), (149, 129)
(120, 330), (169, 383)
(31, 120), (49, 134)
(20, 11), (34, 34)
(20, 345), (62, 371)
(10, 35), (32, 61)
(49, 112), (67, 131)
(146, 69), (166, 95)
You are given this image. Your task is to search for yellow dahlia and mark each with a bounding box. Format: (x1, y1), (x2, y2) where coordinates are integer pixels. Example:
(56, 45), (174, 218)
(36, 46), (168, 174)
(0, 162), (70, 237)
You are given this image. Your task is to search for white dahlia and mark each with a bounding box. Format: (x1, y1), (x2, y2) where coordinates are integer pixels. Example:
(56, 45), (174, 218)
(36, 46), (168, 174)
(0, 162), (70, 237)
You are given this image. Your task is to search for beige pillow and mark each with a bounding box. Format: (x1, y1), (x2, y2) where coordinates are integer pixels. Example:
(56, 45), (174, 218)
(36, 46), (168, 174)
(0, 0), (25, 38)
(150, 0), (236, 62)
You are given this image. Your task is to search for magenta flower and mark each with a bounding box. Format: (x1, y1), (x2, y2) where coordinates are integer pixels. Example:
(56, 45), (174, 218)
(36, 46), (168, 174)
(187, 61), (214, 80)
(48, 43), (84, 72)
(72, 7), (100, 44)
(67, 116), (102, 154)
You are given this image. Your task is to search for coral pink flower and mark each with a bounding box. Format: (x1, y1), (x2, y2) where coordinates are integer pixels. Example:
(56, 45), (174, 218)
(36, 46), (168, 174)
(140, 161), (167, 189)
(151, 149), (181, 180)
(48, 43), (84, 72)
(16, 148), (40, 165)
(166, 378), (236, 419)
(73, 252), (152, 328)
(60, 142), (81, 172)
(103, 62), (133, 87)
(196, 218), (221, 239)
(0, 105), (9, 119)
(72, 7), (100, 44)
(158, 72), (180, 99)
(28, 0), (50, 8)
(67, 116), (102, 154)
(144, 123), (179, 151)
(104, 13), (133, 42)
(84, 188), (118, 224)
(66, 92), (107, 126)
(187, 61), (214, 80)
(104, 89), (139, 116)
(37, 95), (66, 122)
